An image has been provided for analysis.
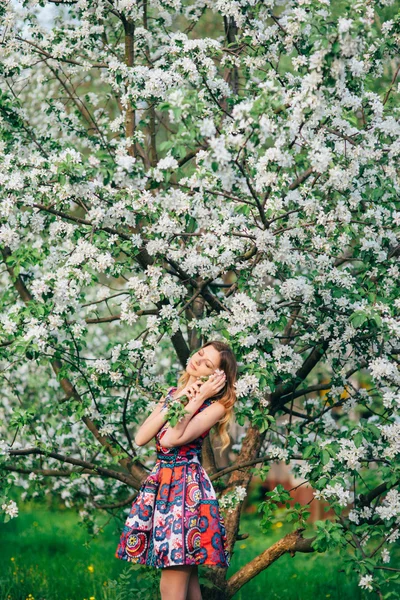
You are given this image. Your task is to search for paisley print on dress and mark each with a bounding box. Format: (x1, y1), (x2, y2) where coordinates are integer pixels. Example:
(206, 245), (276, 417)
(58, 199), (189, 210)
(115, 389), (230, 569)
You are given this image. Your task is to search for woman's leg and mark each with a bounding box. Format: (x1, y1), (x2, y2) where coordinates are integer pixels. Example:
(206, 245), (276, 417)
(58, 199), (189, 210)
(159, 565), (193, 600)
(186, 565), (202, 600)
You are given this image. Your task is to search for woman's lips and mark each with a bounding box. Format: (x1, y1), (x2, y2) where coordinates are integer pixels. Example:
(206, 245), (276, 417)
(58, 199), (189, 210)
(189, 360), (197, 371)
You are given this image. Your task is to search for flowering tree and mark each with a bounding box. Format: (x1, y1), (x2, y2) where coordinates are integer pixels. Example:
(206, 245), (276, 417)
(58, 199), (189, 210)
(1, 0), (400, 597)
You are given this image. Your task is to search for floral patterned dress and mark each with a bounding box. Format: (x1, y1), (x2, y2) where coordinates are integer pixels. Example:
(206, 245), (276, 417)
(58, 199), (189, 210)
(115, 387), (230, 569)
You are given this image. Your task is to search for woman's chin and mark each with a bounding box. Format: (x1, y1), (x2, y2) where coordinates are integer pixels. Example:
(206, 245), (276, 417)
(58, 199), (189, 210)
(186, 367), (199, 376)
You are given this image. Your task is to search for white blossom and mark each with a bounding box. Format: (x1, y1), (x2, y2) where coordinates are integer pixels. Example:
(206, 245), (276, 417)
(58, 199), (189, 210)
(2, 500), (18, 519)
(375, 490), (400, 521)
(358, 575), (373, 591)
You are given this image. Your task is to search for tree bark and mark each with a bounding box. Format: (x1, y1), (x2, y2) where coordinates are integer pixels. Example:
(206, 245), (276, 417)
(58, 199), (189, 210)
(202, 424), (264, 596)
(123, 17), (136, 158)
(226, 528), (316, 598)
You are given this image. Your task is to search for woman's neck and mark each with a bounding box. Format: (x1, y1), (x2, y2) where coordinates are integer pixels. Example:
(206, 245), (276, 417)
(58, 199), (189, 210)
(186, 374), (199, 386)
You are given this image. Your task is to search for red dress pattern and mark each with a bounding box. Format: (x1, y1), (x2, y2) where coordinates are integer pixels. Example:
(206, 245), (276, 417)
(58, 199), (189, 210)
(115, 388), (230, 569)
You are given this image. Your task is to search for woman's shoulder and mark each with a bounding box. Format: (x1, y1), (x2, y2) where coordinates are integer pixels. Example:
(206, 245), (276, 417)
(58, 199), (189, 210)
(211, 399), (227, 417)
(198, 397), (225, 416)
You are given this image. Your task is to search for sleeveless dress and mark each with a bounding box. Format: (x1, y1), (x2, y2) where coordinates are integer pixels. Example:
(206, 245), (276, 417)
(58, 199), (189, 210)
(115, 387), (230, 569)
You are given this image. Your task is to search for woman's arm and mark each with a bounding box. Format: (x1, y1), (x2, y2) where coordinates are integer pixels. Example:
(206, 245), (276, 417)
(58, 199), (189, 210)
(134, 387), (178, 446)
(160, 371), (227, 448)
(159, 398), (225, 448)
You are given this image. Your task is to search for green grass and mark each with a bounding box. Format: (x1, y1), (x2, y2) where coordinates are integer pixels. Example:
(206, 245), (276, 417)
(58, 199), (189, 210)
(0, 500), (394, 600)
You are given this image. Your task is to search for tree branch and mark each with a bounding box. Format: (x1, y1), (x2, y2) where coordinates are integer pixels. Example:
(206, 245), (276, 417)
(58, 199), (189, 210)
(0, 465), (95, 477)
(15, 35), (107, 68)
(227, 527), (316, 598)
(123, 17), (136, 158)
(359, 478), (400, 507)
(1, 245), (146, 489)
(270, 340), (331, 412)
(6, 448), (136, 487)
(210, 453), (304, 481)
(92, 493), (137, 509)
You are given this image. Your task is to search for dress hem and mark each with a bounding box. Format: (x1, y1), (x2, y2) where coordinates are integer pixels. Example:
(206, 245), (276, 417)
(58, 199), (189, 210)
(115, 552), (230, 569)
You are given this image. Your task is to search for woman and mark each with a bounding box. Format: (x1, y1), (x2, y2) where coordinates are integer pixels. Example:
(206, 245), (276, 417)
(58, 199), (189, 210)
(115, 340), (237, 600)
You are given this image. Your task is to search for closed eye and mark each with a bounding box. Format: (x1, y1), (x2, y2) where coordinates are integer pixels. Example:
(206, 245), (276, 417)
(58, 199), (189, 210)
(200, 349), (213, 368)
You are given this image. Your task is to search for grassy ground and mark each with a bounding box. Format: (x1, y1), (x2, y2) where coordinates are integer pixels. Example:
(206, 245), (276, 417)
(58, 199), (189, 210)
(0, 500), (394, 600)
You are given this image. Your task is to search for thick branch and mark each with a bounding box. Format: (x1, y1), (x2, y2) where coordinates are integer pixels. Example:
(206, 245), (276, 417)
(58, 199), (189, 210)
(227, 528), (316, 598)
(123, 17), (136, 158)
(223, 426), (263, 553)
(202, 436), (218, 476)
(359, 478), (400, 507)
(166, 257), (233, 315)
(288, 166), (314, 190)
(223, 15), (239, 96)
(170, 329), (191, 369)
(270, 339), (331, 412)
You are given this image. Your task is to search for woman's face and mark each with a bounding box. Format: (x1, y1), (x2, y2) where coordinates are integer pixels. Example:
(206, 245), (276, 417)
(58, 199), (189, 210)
(186, 346), (221, 377)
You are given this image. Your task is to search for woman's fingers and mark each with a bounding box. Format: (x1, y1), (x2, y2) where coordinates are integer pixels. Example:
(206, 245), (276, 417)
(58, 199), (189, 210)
(217, 373), (226, 386)
(186, 372), (226, 398)
(190, 381), (202, 392)
(187, 381), (202, 397)
(208, 374), (226, 394)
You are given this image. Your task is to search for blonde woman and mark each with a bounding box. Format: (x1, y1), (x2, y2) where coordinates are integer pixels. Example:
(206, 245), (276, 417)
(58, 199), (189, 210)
(115, 340), (237, 600)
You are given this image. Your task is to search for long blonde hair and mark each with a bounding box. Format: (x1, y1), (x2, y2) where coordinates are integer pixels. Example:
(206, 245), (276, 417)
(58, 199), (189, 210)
(174, 340), (237, 455)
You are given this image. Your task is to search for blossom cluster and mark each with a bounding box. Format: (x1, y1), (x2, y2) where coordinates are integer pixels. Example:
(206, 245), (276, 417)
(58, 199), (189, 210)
(0, 0), (399, 593)
(219, 486), (248, 513)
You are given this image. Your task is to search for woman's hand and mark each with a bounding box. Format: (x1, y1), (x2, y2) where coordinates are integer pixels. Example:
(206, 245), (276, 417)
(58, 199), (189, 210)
(181, 379), (205, 403)
(196, 370), (226, 401)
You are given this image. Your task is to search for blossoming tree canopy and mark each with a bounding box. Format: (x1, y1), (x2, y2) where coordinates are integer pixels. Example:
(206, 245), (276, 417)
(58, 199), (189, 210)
(0, 0), (400, 597)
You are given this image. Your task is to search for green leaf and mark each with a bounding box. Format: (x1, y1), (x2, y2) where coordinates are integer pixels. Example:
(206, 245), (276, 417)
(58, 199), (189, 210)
(303, 445), (316, 459)
(349, 311), (368, 328)
(368, 424), (381, 439)
(321, 449), (331, 465)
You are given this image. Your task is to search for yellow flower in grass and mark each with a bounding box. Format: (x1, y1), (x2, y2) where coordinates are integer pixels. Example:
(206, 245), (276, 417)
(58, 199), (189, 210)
(274, 521), (283, 528)
(87, 565), (94, 573)
(10, 557), (15, 561)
